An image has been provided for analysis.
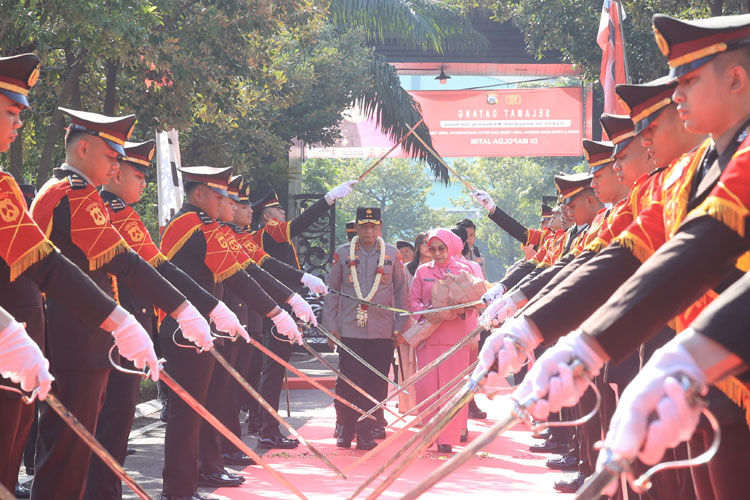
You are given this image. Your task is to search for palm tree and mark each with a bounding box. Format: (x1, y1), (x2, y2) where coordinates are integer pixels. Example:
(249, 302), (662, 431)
(329, 0), (488, 182)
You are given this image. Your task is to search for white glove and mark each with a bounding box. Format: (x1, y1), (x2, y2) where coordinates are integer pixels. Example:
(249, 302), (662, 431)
(301, 273), (328, 294)
(287, 293), (317, 326)
(176, 303), (214, 351)
(271, 310), (303, 345)
(472, 189), (496, 213)
(472, 317), (540, 383)
(326, 180), (358, 203)
(0, 319), (54, 400)
(209, 302), (250, 343)
(513, 330), (605, 421)
(112, 313), (160, 381)
(479, 295), (517, 329)
(482, 282), (506, 304)
(598, 337), (705, 479)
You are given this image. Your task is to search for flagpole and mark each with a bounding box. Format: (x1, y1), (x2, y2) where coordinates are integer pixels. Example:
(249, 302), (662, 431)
(616, 0), (632, 84)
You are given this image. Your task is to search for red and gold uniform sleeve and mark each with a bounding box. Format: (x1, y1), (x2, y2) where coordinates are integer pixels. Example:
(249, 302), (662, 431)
(690, 133), (750, 238)
(107, 204), (165, 267)
(573, 208), (607, 256)
(31, 177), (128, 271)
(0, 171), (54, 281)
(526, 227), (548, 248)
(161, 212), (242, 282)
(263, 218), (292, 244)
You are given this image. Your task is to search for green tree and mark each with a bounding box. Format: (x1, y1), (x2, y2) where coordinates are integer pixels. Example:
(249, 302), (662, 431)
(302, 158), (456, 246)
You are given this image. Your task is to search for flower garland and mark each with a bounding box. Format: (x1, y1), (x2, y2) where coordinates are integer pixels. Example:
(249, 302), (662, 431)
(349, 235), (386, 327)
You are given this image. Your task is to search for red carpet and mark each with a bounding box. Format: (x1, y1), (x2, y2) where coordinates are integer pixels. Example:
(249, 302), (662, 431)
(212, 394), (570, 499)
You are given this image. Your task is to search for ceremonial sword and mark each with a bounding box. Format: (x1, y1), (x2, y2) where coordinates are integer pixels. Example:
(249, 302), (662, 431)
(399, 299), (485, 317)
(356, 324), (483, 423)
(575, 377), (721, 500)
(400, 361), (602, 500)
(0, 482), (14, 500)
(108, 349), (310, 500)
(317, 324), (407, 394)
(357, 118), (425, 182)
(0, 382), (153, 500)
(205, 337), (346, 479)
(327, 288), (409, 314)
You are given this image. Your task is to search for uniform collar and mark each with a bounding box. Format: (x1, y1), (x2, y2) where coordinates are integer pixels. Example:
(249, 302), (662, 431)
(60, 163), (94, 186)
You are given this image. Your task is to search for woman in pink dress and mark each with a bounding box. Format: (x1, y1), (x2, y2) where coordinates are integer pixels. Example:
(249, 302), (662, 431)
(409, 228), (476, 452)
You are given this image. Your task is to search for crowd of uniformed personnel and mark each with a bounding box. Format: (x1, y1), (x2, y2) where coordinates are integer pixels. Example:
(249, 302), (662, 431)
(1, 8), (750, 500)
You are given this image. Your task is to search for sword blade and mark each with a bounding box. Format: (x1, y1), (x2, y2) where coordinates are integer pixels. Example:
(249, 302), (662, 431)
(327, 288), (408, 314)
(357, 118), (424, 182)
(209, 348), (346, 479)
(43, 393), (153, 500)
(159, 370), (309, 500)
(0, 482), (15, 500)
(575, 468), (620, 500)
(317, 324), (405, 394)
(357, 324), (482, 423)
(246, 334), (376, 421)
(400, 299), (484, 317)
(401, 402), (522, 500)
(301, 341), (401, 422)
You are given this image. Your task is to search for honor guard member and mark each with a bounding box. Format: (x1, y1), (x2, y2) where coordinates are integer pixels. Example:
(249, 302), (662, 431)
(28, 108), (216, 500)
(87, 141), (245, 499)
(346, 220), (357, 241)
(486, 13), (750, 499)
(322, 207), (407, 450)
(198, 176), (317, 487)
(158, 166), (302, 500)
(251, 179), (356, 448)
(0, 55), (173, 497)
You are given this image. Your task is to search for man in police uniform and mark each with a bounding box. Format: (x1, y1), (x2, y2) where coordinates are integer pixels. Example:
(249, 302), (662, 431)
(322, 207), (407, 449)
(251, 180), (356, 448)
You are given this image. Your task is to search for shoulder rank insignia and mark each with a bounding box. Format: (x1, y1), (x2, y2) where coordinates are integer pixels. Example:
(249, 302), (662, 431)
(68, 174), (88, 190)
(108, 197), (127, 212)
(198, 211), (214, 225)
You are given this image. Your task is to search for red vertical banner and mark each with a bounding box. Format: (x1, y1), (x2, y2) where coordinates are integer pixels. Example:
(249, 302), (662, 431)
(597, 0), (628, 117)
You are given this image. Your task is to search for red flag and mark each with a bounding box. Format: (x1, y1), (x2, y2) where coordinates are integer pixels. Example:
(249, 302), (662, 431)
(597, 0), (628, 118)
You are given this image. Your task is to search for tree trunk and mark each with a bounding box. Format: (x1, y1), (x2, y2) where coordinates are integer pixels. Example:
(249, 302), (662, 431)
(65, 46), (82, 109)
(710, 0), (724, 16)
(103, 58), (118, 114)
(9, 127), (23, 181)
(36, 48), (89, 188)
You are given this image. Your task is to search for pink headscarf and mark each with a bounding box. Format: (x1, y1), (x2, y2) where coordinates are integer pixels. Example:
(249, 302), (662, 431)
(427, 228), (463, 267)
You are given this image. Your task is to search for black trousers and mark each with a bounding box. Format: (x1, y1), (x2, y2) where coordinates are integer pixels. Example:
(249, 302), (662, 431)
(258, 318), (294, 439)
(160, 317), (215, 497)
(222, 340), (255, 454)
(0, 390), (34, 489)
(240, 332), (264, 419)
(198, 338), (239, 474)
(23, 401), (38, 471)
(31, 369), (109, 500)
(334, 337), (393, 428)
(84, 365), (141, 500)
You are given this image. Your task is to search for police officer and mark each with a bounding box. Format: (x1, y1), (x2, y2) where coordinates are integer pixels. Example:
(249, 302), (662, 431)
(323, 207), (407, 449)
(251, 180), (356, 448)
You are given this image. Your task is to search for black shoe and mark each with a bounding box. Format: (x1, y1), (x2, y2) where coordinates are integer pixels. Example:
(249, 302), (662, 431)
(531, 427), (551, 440)
(126, 447), (136, 456)
(553, 471), (588, 493)
(223, 452), (255, 466)
(468, 400), (487, 419)
(258, 434), (299, 449)
(460, 429), (468, 443)
(333, 423), (345, 438)
(15, 483), (31, 498)
(197, 470), (242, 487)
(546, 454), (579, 471)
(356, 433), (376, 451)
(529, 439), (569, 454)
(436, 444), (453, 453)
(160, 402), (168, 423)
(222, 468), (246, 483)
(246, 416), (261, 435)
(160, 495), (202, 500)
(371, 426), (386, 440)
(336, 424), (354, 449)
(24, 465), (34, 476)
